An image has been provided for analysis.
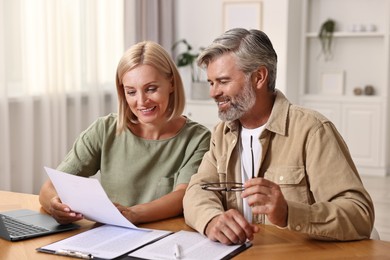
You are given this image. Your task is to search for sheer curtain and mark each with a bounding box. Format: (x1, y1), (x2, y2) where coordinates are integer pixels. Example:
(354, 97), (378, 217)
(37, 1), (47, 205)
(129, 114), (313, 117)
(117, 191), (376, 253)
(133, 0), (174, 50)
(0, 0), (124, 194)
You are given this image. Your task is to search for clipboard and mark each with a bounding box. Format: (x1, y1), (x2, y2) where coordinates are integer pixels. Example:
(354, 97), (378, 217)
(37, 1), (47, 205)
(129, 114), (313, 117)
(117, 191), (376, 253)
(221, 242), (252, 260)
(36, 225), (172, 260)
(37, 227), (251, 260)
(126, 230), (252, 260)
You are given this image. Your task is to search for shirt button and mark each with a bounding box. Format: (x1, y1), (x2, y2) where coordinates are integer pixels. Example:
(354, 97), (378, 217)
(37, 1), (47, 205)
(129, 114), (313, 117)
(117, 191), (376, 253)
(232, 139), (236, 144)
(295, 225), (302, 231)
(279, 176), (284, 181)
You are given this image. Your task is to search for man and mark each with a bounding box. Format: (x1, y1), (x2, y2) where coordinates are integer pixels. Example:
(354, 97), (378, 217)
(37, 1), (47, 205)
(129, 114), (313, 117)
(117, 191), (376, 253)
(183, 28), (374, 245)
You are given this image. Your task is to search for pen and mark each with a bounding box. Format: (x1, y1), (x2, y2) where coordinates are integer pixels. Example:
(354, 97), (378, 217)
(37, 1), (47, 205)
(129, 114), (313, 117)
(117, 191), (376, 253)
(55, 249), (93, 259)
(174, 243), (181, 259)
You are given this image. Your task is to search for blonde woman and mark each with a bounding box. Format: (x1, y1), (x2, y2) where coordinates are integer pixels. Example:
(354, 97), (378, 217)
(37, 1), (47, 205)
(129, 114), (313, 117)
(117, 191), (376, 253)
(39, 41), (210, 225)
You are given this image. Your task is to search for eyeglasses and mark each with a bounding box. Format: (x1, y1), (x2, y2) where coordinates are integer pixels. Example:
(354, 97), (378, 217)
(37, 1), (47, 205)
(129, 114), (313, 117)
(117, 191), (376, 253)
(200, 136), (254, 193)
(200, 182), (244, 192)
(201, 135), (265, 224)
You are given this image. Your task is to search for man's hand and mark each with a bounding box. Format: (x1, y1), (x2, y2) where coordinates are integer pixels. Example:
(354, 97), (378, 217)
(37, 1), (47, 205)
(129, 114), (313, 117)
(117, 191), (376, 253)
(242, 178), (288, 227)
(48, 196), (83, 224)
(205, 209), (259, 245)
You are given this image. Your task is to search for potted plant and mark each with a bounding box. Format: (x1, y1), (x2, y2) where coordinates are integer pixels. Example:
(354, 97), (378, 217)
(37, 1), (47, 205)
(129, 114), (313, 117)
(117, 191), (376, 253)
(172, 39), (209, 99)
(318, 19), (336, 61)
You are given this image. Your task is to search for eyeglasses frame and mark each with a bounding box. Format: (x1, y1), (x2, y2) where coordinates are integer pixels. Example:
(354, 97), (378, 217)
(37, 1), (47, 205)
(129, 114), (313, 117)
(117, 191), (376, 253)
(200, 182), (245, 192)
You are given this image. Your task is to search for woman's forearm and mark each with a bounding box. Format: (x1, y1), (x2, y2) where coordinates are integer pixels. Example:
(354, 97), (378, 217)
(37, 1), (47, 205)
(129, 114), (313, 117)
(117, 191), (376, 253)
(127, 184), (187, 224)
(39, 180), (58, 213)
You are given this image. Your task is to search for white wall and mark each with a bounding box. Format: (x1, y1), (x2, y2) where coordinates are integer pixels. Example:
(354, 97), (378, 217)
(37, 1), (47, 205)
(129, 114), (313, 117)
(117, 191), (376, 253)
(174, 0), (302, 103)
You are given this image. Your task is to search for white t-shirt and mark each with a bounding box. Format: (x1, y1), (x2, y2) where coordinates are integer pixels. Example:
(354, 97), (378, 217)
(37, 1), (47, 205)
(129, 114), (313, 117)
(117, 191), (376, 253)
(240, 125), (265, 222)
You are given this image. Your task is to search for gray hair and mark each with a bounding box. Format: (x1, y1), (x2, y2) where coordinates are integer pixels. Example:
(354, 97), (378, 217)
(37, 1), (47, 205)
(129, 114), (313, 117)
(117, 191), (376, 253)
(197, 28), (277, 91)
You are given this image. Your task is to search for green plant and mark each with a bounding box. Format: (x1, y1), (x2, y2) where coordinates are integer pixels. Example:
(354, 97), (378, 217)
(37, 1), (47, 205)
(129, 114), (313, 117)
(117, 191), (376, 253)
(318, 19), (336, 61)
(172, 39), (203, 82)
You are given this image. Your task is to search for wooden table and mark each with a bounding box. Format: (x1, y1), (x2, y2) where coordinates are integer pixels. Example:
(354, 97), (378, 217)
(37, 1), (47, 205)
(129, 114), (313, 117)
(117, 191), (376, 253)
(1, 190), (390, 259)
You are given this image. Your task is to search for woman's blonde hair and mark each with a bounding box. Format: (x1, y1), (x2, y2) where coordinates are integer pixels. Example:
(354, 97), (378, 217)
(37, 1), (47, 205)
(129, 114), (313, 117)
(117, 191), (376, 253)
(115, 41), (186, 134)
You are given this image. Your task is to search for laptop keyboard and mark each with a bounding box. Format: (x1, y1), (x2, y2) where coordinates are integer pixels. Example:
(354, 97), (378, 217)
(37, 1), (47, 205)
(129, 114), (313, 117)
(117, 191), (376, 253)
(1, 215), (49, 237)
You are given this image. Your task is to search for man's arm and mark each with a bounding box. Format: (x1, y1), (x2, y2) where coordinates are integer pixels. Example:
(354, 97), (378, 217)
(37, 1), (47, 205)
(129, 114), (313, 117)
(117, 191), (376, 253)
(290, 122), (374, 240)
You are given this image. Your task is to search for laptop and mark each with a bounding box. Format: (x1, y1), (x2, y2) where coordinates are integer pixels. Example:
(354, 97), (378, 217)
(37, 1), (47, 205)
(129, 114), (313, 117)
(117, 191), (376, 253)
(0, 209), (80, 241)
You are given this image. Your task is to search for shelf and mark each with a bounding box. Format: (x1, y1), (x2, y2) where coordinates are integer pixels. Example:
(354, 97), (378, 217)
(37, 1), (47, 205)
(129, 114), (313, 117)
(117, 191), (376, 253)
(305, 32), (385, 38)
(300, 0), (390, 176)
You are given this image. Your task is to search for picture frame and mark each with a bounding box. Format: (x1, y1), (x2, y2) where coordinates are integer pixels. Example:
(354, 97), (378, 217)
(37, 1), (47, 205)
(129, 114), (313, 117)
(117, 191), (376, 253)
(223, 0), (263, 32)
(320, 71), (345, 95)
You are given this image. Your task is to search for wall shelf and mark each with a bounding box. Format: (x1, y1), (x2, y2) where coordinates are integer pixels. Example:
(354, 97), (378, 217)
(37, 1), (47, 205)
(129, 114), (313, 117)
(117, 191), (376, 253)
(305, 32), (385, 38)
(299, 0), (390, 176)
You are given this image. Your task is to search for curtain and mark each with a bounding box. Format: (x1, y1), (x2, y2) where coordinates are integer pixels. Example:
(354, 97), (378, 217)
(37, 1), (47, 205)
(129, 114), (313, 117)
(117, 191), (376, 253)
(0, 0), (124, 194)
(132, 0), (174, 51)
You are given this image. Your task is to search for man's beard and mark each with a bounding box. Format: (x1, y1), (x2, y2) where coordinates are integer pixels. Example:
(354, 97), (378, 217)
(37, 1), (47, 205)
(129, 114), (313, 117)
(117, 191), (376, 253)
(218, 79), (256, 122)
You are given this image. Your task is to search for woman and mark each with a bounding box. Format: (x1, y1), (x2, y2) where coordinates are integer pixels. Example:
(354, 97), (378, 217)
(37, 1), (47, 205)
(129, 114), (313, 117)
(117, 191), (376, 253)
(39, 41), (211, 225)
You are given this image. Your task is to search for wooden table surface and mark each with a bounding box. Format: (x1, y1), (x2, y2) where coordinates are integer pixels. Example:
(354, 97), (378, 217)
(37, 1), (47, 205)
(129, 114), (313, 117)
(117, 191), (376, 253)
(1, 190), (389, 259)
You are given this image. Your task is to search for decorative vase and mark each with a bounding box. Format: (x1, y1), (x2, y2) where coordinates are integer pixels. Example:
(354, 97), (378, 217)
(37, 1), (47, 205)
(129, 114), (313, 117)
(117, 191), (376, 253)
(364, 85), (375, 95)
(353, 87), (363, 95)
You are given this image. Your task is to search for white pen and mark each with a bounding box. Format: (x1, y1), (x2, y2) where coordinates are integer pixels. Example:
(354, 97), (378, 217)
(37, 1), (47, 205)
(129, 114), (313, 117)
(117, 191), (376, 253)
(174, 243), (181, 259)
(55, 249), (93, 259)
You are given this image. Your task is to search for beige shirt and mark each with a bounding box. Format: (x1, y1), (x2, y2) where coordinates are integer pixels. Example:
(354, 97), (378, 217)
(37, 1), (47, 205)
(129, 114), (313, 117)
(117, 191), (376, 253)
(183, 90), (374, 241)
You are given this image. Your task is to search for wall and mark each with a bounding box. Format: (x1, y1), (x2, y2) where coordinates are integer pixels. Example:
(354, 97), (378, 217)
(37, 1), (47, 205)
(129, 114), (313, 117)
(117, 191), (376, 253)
(174, 0), (302, 103)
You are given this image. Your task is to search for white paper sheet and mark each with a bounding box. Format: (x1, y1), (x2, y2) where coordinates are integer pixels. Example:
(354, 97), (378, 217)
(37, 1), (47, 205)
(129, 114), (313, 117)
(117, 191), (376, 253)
(44, 167), (138, 229)
(37, 225), (172, 259)
(128, 230), (250, 260)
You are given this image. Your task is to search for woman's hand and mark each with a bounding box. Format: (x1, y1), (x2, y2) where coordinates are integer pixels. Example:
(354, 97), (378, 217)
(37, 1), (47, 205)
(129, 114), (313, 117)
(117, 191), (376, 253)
(48, 196), (83, 224)
(114, 203), (139, 224)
